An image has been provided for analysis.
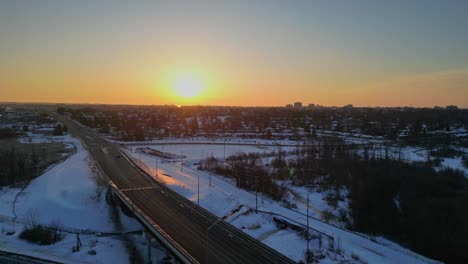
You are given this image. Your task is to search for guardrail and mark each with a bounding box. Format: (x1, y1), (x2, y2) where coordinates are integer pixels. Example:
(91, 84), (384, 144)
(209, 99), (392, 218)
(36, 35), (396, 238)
(0, 246), (79, 264)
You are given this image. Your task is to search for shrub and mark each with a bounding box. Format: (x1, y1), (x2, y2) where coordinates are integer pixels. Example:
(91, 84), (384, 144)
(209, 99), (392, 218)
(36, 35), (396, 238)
(19, 225), (63, 245)
(0, 128), (16, 139)
(322, 210), (335, 223)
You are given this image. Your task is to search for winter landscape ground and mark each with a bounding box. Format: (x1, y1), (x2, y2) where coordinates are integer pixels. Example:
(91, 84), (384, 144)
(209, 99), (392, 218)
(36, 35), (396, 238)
(0, 132), (170, 263)
(2, 128), (465, 263)
(123, 140), (448, 264)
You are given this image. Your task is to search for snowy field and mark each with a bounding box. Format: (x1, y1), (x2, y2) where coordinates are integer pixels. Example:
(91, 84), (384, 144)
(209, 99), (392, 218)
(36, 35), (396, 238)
(128, 143), (295, 161)
(0, 134), (166, 263)
(124, 144), (441, 264)
(107, 129), (388, 147)
(439, 157), (468, 177)
(18, 131), (69, 144)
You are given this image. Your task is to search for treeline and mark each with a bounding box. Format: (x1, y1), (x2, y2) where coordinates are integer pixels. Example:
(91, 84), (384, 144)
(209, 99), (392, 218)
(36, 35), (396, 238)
(0, 146), (44, 186)
(61, 107), (146, 141)
(199, 152), (289, 201)
(59, 106), (467, 145)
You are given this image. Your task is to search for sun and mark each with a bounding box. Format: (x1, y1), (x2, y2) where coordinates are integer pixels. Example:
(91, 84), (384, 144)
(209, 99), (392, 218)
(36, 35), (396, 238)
(173, 73), (204, 98)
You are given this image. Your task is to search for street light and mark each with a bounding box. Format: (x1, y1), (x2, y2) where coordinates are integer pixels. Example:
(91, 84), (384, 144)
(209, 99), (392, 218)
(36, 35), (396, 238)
(197, 174), (200, 206)
(181, 151), (184, 172)
(209, 153), (213, 187)
(223, 138), (226, 160)
(255, 169), (258, 214)
(155, 158), (158, 179)
(306, 193), (311, 264)
(139, 149), (142, 167)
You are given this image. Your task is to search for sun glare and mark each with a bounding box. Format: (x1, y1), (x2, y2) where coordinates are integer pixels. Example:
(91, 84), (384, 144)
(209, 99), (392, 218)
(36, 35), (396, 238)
(173, 73), (204, 98)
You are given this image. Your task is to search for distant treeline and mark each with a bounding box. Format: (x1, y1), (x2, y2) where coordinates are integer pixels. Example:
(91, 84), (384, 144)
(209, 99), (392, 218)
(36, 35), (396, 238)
(59, 106), (468, 146)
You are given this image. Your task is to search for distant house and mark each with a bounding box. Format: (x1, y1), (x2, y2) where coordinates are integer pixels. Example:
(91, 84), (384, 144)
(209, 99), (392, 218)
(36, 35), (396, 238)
(4, 107), (39, 118)
(293, 102), (302, 108)
(446, 105), (458, 110)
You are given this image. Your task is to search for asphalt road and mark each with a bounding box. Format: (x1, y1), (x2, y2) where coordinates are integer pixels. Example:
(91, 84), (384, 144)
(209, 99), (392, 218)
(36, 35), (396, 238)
(55, 114), (295, 264)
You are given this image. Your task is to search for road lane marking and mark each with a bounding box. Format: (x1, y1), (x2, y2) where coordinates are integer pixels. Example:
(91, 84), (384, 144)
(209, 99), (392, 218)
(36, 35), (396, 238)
(119, 186), (155, 192)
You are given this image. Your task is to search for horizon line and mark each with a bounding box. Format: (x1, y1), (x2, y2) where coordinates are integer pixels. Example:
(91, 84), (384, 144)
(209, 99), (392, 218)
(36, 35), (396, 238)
(0, 101), (465, 109)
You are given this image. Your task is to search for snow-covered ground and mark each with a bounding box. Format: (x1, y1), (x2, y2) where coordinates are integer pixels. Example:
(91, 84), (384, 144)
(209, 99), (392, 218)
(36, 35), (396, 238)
(18, 131), (66, 144)
(128, 143), (294, 161)
(124, 144), (441, 264)
(0, 134), (166, 263)
(439, 157), (468, 177)
(111, 136), (306, 146)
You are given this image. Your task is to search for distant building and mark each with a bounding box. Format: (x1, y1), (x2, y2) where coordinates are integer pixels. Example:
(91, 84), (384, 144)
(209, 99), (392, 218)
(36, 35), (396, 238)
(433, 106), (443, 110)
(307, 104), (316, 108)
(4, 108), (38, 119)
(285, 104), (293, 108)
(446, 105), (458, 110)
(293, 102), (302, 108)
(343, 104), (353, 109)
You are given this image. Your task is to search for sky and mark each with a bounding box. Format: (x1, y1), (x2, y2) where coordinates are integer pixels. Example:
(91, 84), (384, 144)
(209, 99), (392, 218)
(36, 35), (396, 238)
(1, 0), (467, 107)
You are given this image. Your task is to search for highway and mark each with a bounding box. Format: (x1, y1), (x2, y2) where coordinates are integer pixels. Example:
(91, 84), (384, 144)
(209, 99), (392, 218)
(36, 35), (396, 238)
(55, 114), (294, 264)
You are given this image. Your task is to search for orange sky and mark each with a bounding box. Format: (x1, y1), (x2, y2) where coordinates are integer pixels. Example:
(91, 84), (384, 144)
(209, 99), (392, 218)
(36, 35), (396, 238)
(1, 1), (467, 107)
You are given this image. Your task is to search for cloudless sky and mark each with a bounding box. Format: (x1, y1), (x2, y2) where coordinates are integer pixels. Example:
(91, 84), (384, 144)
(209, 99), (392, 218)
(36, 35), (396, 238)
(1, 0), (467, 107)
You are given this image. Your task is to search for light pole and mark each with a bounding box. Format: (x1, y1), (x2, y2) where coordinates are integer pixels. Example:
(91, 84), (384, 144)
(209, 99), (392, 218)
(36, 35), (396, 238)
(209, 169), (212, 187)
(306, 193), (311, 264)
(181, 151), (184, 172)
(197, 174), (200, 206)
(209, 153), (213, 187)
(139, 149), (142, 167)
(223, 138), (226, 160)
(255, 170), (258, 214)
(155, 158), (158, 179)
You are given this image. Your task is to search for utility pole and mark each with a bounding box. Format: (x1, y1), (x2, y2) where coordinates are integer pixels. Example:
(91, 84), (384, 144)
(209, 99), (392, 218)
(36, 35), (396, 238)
(155, 158), (158, 178)
(209, 153), (213, 187)
(255, 171), (258, 214)
(145, 231), (152, 264)
(223, 138), (226, 160)
(306, 193), (310, 264)
(139, 150), (142, 167)
(197, 174), (200, 206)
(181, 151), (184, 172)
(76, 233), (82, 252)
(209, 169), (212, 187)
